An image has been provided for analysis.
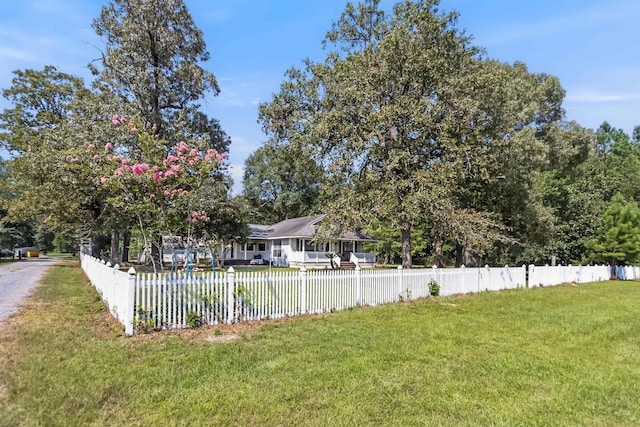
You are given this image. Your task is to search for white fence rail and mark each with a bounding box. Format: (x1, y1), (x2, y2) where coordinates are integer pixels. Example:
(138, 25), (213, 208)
(80, 255), (625, 335)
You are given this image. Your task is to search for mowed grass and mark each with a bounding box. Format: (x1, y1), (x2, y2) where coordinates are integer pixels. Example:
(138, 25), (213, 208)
(1, 263), (640, 425)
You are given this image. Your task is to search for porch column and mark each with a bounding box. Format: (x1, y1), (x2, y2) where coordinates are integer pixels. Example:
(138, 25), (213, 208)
(302, 239), (306, 267)
(243, 243), (247, 260)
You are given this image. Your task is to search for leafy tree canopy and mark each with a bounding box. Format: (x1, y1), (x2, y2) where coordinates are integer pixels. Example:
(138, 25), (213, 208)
(259, 0), (565, 267)
(588, 194), (640, 271)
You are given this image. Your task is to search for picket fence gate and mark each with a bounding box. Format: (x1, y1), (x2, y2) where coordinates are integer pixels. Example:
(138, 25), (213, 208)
(80, 253), (621, 335)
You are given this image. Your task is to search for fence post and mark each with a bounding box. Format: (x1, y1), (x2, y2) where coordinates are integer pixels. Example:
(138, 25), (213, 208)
(397, 265), (404, 301)
(227, 267), (235, 324)
(484, 265), (491, 292)
(299, 266), (307, 314)
(355, 266), (362, 306)
(521, 264), (526, 288)
(125, 267), (136, 336)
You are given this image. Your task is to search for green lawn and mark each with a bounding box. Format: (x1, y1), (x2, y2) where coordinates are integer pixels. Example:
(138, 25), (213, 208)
(1, 263), (639, 425)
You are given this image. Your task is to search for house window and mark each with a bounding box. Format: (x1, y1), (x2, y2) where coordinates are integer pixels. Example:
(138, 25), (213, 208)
(246, 243), (255, 251)
(304, 240), (316, 252)
(258, 242), (266, 252)
(272, 240), (282, 258)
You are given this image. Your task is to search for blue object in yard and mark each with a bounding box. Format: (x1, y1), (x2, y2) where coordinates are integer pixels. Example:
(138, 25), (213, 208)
(171, 249), (216, 276)
(171, 249), (195, 274)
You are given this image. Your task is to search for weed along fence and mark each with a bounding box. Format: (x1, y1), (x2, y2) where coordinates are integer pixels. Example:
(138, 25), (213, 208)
(80, 253), (618, 335)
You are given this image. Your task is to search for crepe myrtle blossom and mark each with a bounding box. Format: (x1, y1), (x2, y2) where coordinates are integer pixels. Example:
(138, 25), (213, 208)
(163, 188), (189, 199)
(130, 163), (150, 176)
(188, 210), (210, 224)
(105, 142), (114, 151)
(204, 149), (227, 162)
(175, 141), (188, 153)
(111, 114), (127, 126)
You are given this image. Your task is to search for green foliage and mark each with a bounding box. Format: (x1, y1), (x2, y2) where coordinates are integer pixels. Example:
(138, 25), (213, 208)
(0, 0), (237, 260)
(260, 0), (565, 267)
(588, 194), (640, 267)
(428, 279), (440, 297)
(186, 311), (203, 328)
(132, 307), (157, 334)
(233, 284), (253, 319)
(242, 143), (323, 223)
(91, 0), (226, 151)
(53, 232), (76, 253)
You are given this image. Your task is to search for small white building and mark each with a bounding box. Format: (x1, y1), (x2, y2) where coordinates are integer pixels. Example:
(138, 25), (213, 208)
(223, 215), (377, 269)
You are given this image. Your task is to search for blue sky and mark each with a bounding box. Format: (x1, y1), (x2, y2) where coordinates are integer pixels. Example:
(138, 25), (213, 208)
(1, 0), (639, 194)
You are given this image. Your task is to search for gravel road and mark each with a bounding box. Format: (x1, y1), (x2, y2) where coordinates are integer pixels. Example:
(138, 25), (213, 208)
(0, 257), (59, 324)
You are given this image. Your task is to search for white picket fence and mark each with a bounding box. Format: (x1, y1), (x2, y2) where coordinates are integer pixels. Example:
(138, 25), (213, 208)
(80, 254), (624, 335)
(616, 265), (640, 280)
(80, 254), (136, 333)
(528, 264), (611, 287)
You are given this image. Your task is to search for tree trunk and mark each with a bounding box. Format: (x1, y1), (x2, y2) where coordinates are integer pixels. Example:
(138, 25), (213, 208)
(400, 224), (412, 269)
(464, 246), (479, 267)
(90, 235), (101, 258)
(122, 231), (130, 263)
(611, 257), (617, 280)
(151, 241), (162, 271)
(455, 241), (463, 267)
(434, 239), (444, 268)
(110, 230), (120, 263)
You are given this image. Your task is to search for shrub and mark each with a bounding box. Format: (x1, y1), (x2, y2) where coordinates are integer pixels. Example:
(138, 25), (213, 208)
(186, 311), (202, 328)
(428, 279), (440, 296)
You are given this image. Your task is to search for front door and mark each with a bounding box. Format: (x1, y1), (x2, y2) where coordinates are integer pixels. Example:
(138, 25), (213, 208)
(341, 241), (353, 261)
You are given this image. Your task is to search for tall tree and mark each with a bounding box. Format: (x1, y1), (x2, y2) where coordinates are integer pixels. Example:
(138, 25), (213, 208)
(243, 144), (324, 224)
(528, 121), (600, 265)
(90, 0), (229, 152)
(0, 68), (106, 248)
(260, 0), (564, 268)
(588, 194), (640, 277)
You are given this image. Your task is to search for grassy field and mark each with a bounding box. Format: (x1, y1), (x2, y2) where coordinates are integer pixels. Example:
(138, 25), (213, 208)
(1, 263), (639, 425)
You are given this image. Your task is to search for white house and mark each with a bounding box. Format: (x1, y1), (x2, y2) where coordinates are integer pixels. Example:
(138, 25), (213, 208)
(223, 215), (377, 269)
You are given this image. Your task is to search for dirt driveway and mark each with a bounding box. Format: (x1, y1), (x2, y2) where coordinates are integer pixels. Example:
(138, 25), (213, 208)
(0, 257), (59, 324)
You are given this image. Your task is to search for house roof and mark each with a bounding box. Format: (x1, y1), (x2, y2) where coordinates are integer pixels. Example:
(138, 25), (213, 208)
(248, 215), (376, 242)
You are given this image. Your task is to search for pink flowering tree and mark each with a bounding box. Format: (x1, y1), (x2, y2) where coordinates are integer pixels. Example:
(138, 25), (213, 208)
(64, 115), (232, 271)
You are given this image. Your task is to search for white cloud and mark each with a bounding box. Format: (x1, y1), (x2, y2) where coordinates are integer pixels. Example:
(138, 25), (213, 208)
(565, 91), (640, 103)
(0, 46), (39, 62)
(480, 0), (640, 46)
(228, 164), (245, 196)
